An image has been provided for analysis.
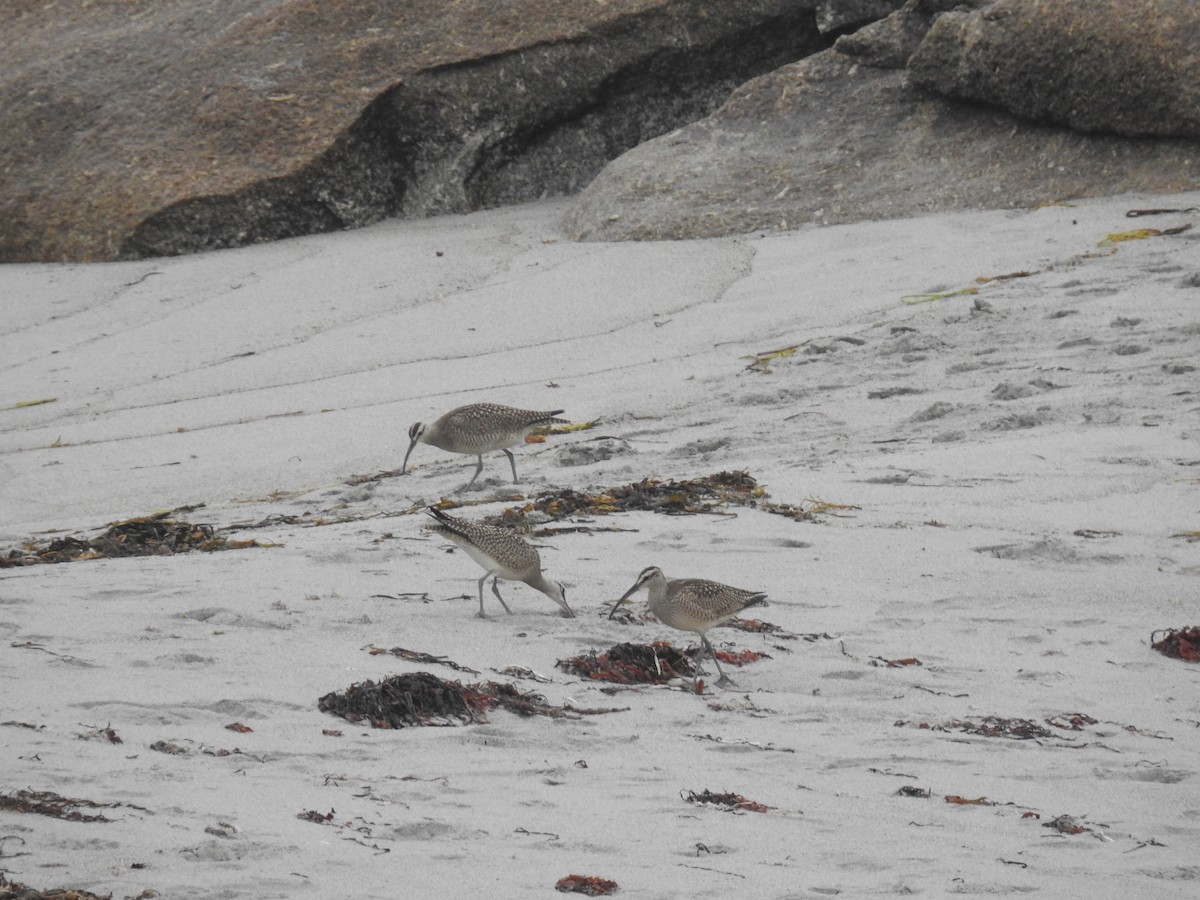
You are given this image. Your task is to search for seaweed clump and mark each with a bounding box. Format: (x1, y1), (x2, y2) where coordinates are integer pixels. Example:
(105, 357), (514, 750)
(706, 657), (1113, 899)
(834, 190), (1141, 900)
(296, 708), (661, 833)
(0, 789), (118, 823)
(1151, 627), (1200, 662)
(0, 874), (111, 900)
(1, 512), (266, 567)
(318, 671), (579, 728)
(555, 874), (618, 896)
(557, 642), (696, 684)
(485, 471), (764, 528)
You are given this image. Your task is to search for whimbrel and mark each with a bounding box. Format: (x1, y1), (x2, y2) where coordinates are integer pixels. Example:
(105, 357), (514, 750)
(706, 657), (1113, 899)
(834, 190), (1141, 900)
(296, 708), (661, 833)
(402, 403), (566, 489)
(610, 565), (766, 687)
(425, 507), (573, 618)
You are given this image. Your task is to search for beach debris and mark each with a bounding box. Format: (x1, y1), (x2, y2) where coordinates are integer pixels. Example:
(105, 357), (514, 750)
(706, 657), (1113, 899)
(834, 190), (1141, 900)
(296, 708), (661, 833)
(295, 809), (392, 853)
(718, 617), (796, 639)
(366, 645), (481, 674)
(897, 716), (1058, 741)
(0, 789), (121, 824)
(714, 648), (770, 667)
(975, 270), (1037, 284)
(1099, 224), (1193, 246)
(298, 808), (337, 824)
(484, 470), (766, 527)
(690, 733), (794, 752)
(545, 420), (602, 436)
(682, 789), (773, 813)
(9, 397), (57, 409)
(77, 723), (122, 744)
(1126, 207), (1199, 216)
(1045, 712), (1098, 730)
(557, 642), (696, 685)
(150, 740), (187, 755)
(495, 665), (554, 683)
(1, 720), (44, 731)
(762, 497), (861, 521)
(0, 511), (273, 567)
(869, 656), (922, 668)
(1043, 814), (1090, 835)
(948, 717), (1055, 740)
(555, 874), (618, 896)
(513, 826), (561, 842)
(744, 343), (802, 372)
(225, 722), (253, 733)
(900, 286), (979, 305)
(318, 671), (613, 728)
(1151, 627), (1200, 662)
(0, 875), (111, 900)
(945, 795), (994, 806)
(1124, 838), (1169, 852)
(204, 822), (239, 839)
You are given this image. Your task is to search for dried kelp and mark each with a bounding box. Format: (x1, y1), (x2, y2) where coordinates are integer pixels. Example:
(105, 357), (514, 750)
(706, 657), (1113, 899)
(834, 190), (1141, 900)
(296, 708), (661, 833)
(483, 471), (765, 528)
(0, 875), (111, 900)
(318, 671), (589, 728)
(1045, 712), (1099, 731)
(901, 716), (1057, 740)
(0, 511), (270, 567)
(557, 642), (696, 685)
(713, 648), (770, 667)
(0, 789), (120, 824)
(717, 617), (792, 637)
(366, 645), (481, 674)
(952, 717), (1056, 740)
(682, 789), (773, 813)
(1043, 814), (1090, 835)
(555, 874), (618, 896)
(1151, 627), (1200, 662)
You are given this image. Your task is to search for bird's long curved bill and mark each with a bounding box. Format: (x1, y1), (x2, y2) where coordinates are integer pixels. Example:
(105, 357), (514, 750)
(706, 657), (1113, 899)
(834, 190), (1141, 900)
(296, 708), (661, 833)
(607, 583), (641, 619)
(400, 438), (418, 475)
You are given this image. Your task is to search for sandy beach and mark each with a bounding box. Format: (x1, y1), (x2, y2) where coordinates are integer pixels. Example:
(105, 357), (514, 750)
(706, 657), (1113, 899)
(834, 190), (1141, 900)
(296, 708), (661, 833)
(2, 193), (1199, 899)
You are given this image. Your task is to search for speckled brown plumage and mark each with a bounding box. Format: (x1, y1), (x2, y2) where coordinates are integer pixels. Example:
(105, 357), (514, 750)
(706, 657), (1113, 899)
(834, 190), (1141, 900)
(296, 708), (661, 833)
(610, 565), (767, 687)
(403, 403), (566, 488)
(425, 507), (573, 618)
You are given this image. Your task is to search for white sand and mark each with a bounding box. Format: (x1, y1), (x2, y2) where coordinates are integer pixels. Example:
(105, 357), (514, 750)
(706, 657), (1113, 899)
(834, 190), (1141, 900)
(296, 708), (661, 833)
(2, 195), (1199, 898)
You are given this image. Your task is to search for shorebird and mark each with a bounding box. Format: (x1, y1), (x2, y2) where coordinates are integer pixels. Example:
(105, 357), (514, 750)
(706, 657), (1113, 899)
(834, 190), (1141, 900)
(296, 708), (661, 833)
(425, 507), (574, 618)
(402, 403), (567, 489)
(609, 566), (767, 687)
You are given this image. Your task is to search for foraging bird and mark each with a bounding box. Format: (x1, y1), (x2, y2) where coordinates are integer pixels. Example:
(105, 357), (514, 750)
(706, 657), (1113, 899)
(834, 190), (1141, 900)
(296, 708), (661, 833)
(425, 507), (574, 618)
(609, 566), (767, 687)
(402, 403), (567, 489)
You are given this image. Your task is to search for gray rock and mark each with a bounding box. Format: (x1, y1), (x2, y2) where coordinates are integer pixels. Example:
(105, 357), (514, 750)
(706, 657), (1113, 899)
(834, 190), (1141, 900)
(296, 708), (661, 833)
(0, 0), (841, 262)
(816, 0), (909, 34)
(565, 0), (1200, 242)
(908, 0), (1200, 139)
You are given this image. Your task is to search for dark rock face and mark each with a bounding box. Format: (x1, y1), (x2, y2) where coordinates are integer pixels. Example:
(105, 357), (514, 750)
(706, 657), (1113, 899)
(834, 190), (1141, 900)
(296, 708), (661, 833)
(1, 0), (848, 262)
(565, 0), (1200, 242)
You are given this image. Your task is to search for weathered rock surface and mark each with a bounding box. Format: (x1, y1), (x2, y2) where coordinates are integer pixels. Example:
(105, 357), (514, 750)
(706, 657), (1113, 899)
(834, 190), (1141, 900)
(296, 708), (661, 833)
(1, 0), (892, 262)
(564, 0), (1200, 242)
(908, 0), (1200, 139)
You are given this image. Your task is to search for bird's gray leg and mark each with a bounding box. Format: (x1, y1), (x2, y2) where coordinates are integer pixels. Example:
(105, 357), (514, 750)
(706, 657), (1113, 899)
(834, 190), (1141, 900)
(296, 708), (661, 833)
(464, 455), (484, 489)
(689, 641), (708, 677)
(702, 635), (736, 687)
(476, 573), (490, 618)
(503, 448), (519, 483)
(490, 576), (514, 615)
